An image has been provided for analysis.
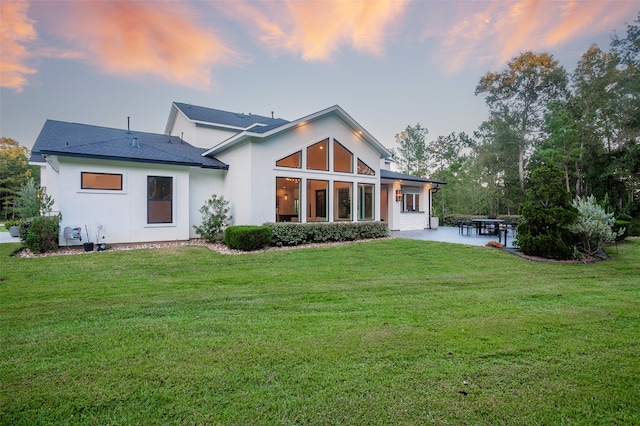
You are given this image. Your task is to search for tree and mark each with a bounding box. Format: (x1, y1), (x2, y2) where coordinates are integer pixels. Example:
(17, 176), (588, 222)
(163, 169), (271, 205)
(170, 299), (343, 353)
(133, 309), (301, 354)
(392, 123), (431, 177)
(0, 137), (35, 219)
(515, 165), (578, 260)
(476, 51), (568, 191)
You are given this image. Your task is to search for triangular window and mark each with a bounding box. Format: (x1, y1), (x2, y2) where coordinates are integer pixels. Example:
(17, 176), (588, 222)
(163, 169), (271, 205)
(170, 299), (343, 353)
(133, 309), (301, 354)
(276, 151), (302, 168)
(357, 159), (375, 175)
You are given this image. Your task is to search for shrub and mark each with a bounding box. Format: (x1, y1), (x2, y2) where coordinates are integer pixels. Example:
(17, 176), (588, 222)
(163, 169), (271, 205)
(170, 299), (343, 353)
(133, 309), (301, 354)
(568, 195), (618, 256)
(4, 219), (19, 228)
(194, 194), (232, 243)
(267, 222), (389, 247)
(15, 179), (53, 218)
(23, 215), (61, 253)
(224, 226), (272, 251)
(18, 217), (33, 241)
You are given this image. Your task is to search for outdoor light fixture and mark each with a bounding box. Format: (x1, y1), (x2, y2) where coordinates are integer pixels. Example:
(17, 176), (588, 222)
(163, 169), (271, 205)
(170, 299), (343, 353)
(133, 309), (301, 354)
(395, 189), (403, 202)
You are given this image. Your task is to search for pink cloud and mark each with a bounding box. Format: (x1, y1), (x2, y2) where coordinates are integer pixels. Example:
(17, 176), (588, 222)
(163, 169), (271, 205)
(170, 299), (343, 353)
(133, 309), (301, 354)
(0, 0), (37, 92)
(46, 0), (241, 88)
(218, 0), (409, 61)
(427, 0), (638, 73)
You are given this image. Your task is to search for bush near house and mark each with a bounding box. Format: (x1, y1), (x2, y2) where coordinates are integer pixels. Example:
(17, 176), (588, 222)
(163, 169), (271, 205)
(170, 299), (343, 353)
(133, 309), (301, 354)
(266, 222), (389, 247)
(224, 226), (272, 251)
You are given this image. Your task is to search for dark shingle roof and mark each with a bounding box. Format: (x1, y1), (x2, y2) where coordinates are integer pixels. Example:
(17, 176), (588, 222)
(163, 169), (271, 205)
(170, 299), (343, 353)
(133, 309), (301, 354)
(380, 169), (446, 185)
(32, 120), (228, 170)
(174, 102), (289, 129)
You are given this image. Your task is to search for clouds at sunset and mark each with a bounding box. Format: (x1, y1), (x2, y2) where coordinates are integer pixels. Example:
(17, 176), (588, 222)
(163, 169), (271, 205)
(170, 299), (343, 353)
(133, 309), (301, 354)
(428, 0), (637, 73)
(0, 0), (37, 92)
(51, 1), (240, 88)
(218, 0), (408, 61)
(1, 0), (635, 92)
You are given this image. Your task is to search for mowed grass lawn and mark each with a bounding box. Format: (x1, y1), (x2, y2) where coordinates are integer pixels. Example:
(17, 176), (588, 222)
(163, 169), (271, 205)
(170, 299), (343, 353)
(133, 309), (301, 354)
(1, 238), (639, 425)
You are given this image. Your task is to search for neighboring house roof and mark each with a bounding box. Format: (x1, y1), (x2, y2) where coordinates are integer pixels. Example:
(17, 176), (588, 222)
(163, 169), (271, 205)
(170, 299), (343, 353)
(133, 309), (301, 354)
(165, 102), (290, 134)
(31, 120), (228, 170)
(202, 104), (393, 158)
(380, 169), (447, 185)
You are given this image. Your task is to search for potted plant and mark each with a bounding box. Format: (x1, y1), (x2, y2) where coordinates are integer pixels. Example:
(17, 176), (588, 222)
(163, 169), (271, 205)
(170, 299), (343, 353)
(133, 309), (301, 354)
(83, 225), (94, 251)
(5, 219), (20, 237)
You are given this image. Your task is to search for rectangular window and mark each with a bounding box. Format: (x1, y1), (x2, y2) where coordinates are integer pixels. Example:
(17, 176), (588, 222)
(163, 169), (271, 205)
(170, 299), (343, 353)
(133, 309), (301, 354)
(334, 181), (352, 221)
(358, 183), (375, 220)
(307, 179), (328, 222)
(81, 172), (123, 190)
(148, 176), (173, 223)
(276, 177), (301, 222)
(403, 193), (420, 212)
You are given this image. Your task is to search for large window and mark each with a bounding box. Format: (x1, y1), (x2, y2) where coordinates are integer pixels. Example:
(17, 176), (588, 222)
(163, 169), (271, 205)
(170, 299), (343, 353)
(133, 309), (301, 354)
(403, 192), (420, 212)
(147, 176), (173, 223)
(333, 140), (353, 173)
(334, 181), (352, 221)
(276, 151), (301, 168)
(307, 139), (328, 170)
(276, 177), (301, 222)
(307, 179), (328, 222)
(358, 183), (374, 220)
(81, 172), (122, 190)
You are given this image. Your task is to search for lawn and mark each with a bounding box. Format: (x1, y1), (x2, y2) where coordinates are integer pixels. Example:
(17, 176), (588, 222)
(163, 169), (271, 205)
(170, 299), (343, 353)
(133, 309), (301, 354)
(1, 238), (639, 425)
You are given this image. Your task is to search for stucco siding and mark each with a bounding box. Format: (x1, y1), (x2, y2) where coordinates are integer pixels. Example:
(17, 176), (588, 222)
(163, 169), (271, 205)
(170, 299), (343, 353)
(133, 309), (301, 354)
(189, 168), (226, 238)
(55, 157), (191, 245)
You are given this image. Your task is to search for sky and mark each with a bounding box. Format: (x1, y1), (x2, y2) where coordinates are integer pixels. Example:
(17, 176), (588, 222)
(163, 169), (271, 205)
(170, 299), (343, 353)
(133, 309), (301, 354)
(1, 0), (638, 151)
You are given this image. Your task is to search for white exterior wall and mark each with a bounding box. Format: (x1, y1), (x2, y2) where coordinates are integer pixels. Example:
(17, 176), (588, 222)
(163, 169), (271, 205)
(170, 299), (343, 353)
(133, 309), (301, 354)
(215, 114), (381, 225)
(54, 157), (192, 245)
(167, 112), (239, 149)
(188, 167), (226, 238)
(387, 183), (432, 231)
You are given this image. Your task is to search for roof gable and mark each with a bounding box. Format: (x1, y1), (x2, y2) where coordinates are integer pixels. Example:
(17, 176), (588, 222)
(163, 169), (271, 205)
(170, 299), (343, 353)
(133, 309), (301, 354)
(32, 120), (228, 170)
(202, 105), (392, 158)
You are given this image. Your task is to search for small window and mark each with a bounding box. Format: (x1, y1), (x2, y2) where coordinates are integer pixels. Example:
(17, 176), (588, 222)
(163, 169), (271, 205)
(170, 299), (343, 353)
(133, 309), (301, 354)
(148, 176), (173, 223)
(403, 193), (420, 212)
(81, 172), (123, 190)
(333, 140), (353, 173)
(357, 159), (375, 176)
(276, 151), (301, 168)
(307, 139), (328, 170)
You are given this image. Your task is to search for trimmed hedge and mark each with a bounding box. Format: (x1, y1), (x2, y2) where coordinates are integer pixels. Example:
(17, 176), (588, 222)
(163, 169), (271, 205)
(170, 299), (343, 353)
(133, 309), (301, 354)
(266, 221), (389, 247)
(224, 225), (272, 251)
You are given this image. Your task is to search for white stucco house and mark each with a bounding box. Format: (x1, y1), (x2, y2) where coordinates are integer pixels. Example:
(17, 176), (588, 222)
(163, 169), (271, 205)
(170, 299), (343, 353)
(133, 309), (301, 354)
(30, 103), (444, 245)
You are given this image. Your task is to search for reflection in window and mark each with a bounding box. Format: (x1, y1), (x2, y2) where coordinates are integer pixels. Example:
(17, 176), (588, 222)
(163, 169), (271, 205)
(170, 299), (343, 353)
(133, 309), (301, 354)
(357, 159), (375, 176)
(307, 179), (328, 222)
(403, 192), (420, 212)
(276, 151), (301, 168)
(148, 176), (172, 223)
(276, 177), (301, 222)
(358, 183), (374, 220)
(333, 140), (353, 173)
(307, 139), (328, 170)
(334, 181), (352, 221)
(81, 172), (123, 190)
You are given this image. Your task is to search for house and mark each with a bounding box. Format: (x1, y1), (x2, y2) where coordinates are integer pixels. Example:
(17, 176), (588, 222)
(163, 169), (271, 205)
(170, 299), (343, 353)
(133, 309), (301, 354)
(30, 103), (445, 245)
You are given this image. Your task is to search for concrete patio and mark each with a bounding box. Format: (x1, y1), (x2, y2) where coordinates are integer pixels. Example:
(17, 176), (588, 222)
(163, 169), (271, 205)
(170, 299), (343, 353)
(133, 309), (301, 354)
(391, 226), (517, 248)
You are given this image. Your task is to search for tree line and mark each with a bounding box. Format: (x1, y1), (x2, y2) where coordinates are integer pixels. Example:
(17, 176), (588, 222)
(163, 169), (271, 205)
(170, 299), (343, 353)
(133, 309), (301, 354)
(393, 13), (639, 222)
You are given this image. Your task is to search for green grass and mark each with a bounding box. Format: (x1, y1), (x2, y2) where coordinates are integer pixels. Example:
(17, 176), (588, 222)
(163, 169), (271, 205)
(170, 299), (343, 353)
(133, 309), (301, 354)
(1, 239), (639, 425)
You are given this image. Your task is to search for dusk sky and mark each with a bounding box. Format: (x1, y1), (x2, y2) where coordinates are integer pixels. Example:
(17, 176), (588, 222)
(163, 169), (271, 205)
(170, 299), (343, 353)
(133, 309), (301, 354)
(1, 0), (638, 151)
